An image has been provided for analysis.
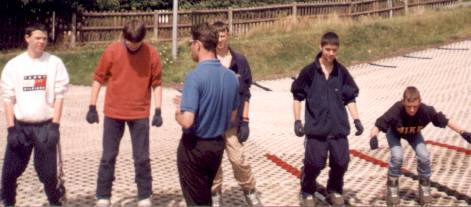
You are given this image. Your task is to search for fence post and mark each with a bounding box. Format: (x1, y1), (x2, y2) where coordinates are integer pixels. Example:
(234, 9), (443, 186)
(349, 0), (353, 17)
(404, 0), (409, 15)
(153, 11), (159, 41)
(228, 7), (233, 34)
(51, 11), (56, 42)
(70, 12), (76, 48)
(388, 0), (393, 18)
(292, 2), (298, 22)
(171, 0), (178, 60)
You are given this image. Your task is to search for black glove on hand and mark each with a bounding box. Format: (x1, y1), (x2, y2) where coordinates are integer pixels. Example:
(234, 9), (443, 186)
(370, 136), (379, 150)
(354, 119), (364, 136)
(86, 105), (99, 124)
(237, 120), (250, 143)
(462, 131), (471, 144)
(7, 126), (20, 148)
(152, 108), (163, 127)
(46, 123), (60, 149)
(294, 120), (305, 137)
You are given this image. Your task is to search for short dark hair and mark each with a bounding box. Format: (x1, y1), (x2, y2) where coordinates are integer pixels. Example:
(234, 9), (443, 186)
(212, 21), (229, 33)
(25, 24), (47, 36)
(191, 22), (218, 53)
(123, 19), (146, 42)
(403, 86), (421, 102)
(321, 32), (340, 47)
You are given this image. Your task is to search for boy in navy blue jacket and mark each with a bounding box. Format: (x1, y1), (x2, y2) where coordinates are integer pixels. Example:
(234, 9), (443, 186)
(291, 32), (363, 206)
(369, 86), (471, 205)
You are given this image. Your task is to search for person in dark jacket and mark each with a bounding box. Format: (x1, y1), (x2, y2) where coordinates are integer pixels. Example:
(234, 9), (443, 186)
(369, 86), (471, 205)
(291, 32), (364, 207)
(209, 21), (261, 207)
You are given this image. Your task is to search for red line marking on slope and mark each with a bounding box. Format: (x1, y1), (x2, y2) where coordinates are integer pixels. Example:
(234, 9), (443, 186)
(425, 140), (471, 155)
(265, 150), (411, 177)
(264, 154), (301, 178)
(349, 149), (410, 174)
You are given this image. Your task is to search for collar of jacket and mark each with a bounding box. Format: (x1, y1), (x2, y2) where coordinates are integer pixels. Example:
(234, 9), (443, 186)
(313, 52), (341, 76)
(228, 47), (243, 69)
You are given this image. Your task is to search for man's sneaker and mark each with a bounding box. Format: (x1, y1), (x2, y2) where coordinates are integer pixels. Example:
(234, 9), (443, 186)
(386, 176), (400, 205)
(137, 197), (152, 207)
(244, 189), (262, 206)
(96, 198), (111, 207)
(211, 191), (222, 207)
(328, 192), (345, 206)
(299, 193), (316, 207)
(418, 177), (432, 205)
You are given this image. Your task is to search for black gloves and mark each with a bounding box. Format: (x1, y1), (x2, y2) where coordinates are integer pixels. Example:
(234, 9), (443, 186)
(294, 120), (305, 137)
(462, 131), (471, 144)
(237, 120), (249, 143)
(354, 119), (364, 136)
(7, 126), (20, 148)
(152, 108), (163, 127)
(370, 136), (379, 150)
(46, 123), (60, 149)
(86, 105), (99, 124)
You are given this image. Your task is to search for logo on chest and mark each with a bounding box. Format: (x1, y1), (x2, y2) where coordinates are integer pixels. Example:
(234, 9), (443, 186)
(396, 126), (424, 134)
(23, 75), (47, 91)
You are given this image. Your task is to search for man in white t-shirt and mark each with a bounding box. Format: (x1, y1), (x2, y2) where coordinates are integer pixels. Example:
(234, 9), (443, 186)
(0, 24), (69, 206)
(210, 21), (261, 207)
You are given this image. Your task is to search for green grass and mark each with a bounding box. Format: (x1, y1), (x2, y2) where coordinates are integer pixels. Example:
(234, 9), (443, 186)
(1, 7), (471, 85)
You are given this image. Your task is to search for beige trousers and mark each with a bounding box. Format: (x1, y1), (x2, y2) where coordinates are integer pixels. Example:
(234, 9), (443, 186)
(211, 127), (256, 193)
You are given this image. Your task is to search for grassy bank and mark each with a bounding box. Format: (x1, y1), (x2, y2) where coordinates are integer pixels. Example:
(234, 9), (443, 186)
(1, 7), (471, 85)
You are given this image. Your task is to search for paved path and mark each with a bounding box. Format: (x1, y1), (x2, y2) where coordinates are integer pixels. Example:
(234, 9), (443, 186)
(1, 40), (470, 206)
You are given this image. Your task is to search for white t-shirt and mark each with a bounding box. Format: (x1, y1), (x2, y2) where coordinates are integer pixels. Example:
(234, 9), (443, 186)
(1, 52), (69, 122)
(217, 52), (233, 69)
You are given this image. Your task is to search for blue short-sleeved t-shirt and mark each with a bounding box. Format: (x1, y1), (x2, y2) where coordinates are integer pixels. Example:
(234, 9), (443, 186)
(180, 59), (240, 138)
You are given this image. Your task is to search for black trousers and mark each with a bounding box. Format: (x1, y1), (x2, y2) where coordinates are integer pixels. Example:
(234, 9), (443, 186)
(301, 136), (350, 195)
(177, 133), (224, 206)
(96, 117), (152, 200)
(1, 120), (62, 206)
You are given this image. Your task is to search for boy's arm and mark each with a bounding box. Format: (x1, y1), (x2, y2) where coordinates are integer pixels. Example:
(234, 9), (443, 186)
(2, 64), (16, 127)
(53, 60), (70, 124)
(153, 86), (162, 109)
(52, 98), (64, 123)
(447, 119), (465, 134)
(370, 126), (380, 138)
(175, 110), (195, 129)
(346, 102), (359, 120)
(89, 81), (102, 106)
(293, 100), (302, 121)
(448, 119), (471, 143)
(4, 102), (14, 127)
(347, 102), (363, 136)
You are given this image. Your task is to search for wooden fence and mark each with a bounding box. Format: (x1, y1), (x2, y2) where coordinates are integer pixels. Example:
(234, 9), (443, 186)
(0, 0), (458, 49)
(77, 0), (457, 44)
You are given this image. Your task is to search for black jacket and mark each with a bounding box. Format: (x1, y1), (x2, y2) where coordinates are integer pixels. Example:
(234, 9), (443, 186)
(228, 48), (252, 127)
(291, 52), (359, 137)
(375, 101), (448, 139)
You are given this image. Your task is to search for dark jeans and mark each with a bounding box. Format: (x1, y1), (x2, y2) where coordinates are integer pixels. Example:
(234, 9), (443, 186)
(301, 136), (350, 195)
(1, 120), (62, 206)
(177, 133), (225, 206)
(96, 117), (152, 200)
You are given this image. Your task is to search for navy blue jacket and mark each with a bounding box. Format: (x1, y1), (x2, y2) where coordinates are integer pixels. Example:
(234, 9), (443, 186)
(375, 102), (448, 139)
(291, 52), (359, 137)
(228, 48), (252, 127)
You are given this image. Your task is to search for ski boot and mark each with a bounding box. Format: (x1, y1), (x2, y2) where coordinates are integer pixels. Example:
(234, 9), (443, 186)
(418, 177), (432, 206)
(386, 176), (400, 206)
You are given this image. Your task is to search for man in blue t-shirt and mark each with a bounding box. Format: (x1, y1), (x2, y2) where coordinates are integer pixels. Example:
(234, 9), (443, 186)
(173, 22), (239, 206)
